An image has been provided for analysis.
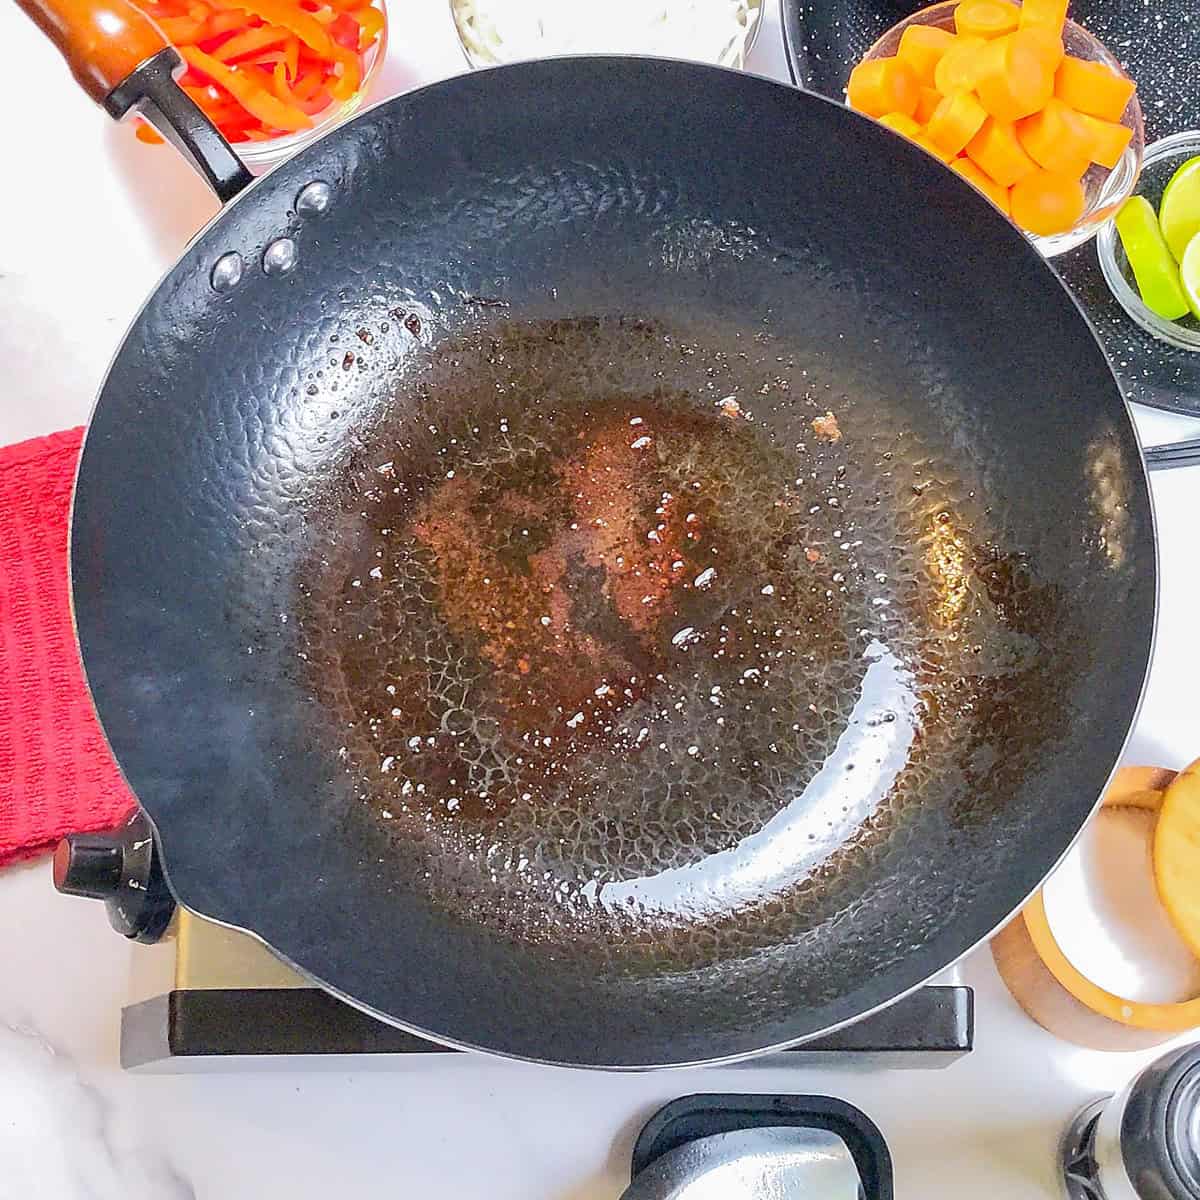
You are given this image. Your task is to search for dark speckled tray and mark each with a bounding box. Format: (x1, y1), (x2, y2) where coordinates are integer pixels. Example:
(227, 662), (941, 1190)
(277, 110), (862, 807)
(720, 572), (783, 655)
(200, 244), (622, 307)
(779, 0), (1200, 414)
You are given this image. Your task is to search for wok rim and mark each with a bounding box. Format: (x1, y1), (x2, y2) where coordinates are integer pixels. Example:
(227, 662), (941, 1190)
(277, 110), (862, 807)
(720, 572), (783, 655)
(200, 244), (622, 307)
(66, 56), (1160, 1067)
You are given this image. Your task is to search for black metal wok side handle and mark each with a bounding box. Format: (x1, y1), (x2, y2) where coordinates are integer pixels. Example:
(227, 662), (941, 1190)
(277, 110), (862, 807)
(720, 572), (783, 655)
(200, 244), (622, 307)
(15, 0), (252, 202)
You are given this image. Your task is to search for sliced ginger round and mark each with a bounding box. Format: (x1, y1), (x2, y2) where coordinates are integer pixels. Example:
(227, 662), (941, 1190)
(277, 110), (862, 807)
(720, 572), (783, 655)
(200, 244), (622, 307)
(1154, 758), (1200, 961)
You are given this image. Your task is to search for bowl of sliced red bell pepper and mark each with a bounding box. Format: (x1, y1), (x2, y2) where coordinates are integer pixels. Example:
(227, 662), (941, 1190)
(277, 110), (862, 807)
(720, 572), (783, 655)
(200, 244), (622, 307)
(135, 0), (387, 166)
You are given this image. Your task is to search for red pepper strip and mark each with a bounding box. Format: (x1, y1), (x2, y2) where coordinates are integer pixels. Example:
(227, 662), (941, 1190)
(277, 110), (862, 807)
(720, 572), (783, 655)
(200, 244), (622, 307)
(310, 5), (337, 24)
(214, 0), (333, 56)
(328, 43), (359, 101)
(328, 11), (358, 47)
(188, 1), (211, 19)
(353, 5), (383, 50)
(214, 24), (289, 60)
(204, 8), (249, 34)
(290, 65), (325, 99)
(271, 60), (291, 103)
(324, 0), (372, 13)
(182, 83), (258, 128)
(180, 45), (313, 131)
(295, 86), (331, 114)
(158, 15), (206, 41)
(280, 35), (298, 80)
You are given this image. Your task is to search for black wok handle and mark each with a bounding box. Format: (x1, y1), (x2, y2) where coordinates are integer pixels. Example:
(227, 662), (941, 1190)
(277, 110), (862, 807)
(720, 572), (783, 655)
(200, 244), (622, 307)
(53, 810), (176, 943)
(1144, 437), (1200, 472)
(14, 0), (252, 202)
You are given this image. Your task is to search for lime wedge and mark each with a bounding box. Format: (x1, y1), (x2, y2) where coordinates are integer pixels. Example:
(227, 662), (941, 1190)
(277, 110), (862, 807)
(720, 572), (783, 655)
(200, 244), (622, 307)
(1180, 232), (1200, 320)
(1115, 196), (1190, 321)
(1159, 155), (1200, 263)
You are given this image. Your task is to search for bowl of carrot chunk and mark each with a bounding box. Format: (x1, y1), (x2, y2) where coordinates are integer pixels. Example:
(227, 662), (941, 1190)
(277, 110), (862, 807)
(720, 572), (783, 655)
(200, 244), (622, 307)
(135, 0), (387, 168)
(847, 0), (1142, 255)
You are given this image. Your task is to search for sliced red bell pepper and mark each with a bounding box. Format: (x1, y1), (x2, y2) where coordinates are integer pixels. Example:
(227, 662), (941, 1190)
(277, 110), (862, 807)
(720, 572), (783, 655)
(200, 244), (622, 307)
(214, 24), (290, 61)
(204, 9), (250, 34)
(215, 0), (333, 56)
(290, 65), (325, 99)
(283, 34), (300, 80)
(180, 45), (313, 131)
(158, 15), (206, 42)
(328, 11), (358, 48)
(353, 5), (383, 50)
(328, 43), (359, 101)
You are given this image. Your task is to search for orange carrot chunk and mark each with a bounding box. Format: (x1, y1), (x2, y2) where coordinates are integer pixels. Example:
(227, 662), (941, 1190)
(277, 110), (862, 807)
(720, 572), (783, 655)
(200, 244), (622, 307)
(915, 85), (942, 123)
(927, 89), (989, 156)
(954, 0), (1019, 39)
(965, 116), (1037, 186)
(912, 134), (956, 163)
(1015, 97), (1093, 177)
(1077, 110), (1133, 169)
(878, 111), (924, 139)
(847, 57), (921, 118)
(1017, 23), (1064, 72)
(896, 24), (956, 85)
(1017, 0), (1068, 35)
(933, 34), (988, 94)
(1009, 167), (1085, 234)
(974, 30), (1054, 121)
(951, 156), (1011, 213)
(1054, 55), (1136, 122)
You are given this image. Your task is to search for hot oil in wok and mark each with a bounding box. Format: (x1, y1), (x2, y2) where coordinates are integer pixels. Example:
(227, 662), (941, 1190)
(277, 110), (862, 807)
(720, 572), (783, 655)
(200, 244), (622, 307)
(294, 316), (1070, 952)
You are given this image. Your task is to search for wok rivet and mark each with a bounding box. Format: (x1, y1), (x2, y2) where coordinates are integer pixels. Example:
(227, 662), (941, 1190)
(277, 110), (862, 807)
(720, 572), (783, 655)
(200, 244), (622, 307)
(296, 180), (332, 215)
(263, 238), (298, 276)
(210, 252), (244, 292)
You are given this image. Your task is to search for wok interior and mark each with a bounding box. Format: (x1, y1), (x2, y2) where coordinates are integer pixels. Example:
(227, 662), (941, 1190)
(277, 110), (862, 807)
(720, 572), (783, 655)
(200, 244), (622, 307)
(72, 60), (1153, 1063)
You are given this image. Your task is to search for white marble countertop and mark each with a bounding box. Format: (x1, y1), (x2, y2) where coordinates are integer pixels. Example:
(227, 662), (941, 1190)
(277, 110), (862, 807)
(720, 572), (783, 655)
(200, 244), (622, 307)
(2, 2), (1199, 1197)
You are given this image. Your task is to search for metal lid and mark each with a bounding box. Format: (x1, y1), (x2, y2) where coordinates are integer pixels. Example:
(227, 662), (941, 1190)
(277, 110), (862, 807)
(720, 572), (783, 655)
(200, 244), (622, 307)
(619, 1127), (861, 1200)
(1167, 1062), (1200, 1198)
(1121, 1044), (1200, 1200)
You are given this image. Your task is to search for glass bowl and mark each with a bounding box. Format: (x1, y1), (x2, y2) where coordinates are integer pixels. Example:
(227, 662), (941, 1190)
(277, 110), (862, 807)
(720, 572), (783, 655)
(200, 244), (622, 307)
(1097, 131), (1200, 354)
(860, 0), (1143, 258)
(449, 0), (763, 70)
(201, 1), (388, 172)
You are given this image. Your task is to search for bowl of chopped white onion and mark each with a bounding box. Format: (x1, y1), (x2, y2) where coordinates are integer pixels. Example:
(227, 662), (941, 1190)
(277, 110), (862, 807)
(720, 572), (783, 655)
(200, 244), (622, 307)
(450, 0), (763, 70)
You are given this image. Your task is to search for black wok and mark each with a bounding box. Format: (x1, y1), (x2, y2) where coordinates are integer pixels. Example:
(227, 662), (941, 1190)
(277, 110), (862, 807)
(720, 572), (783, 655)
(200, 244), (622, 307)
(24, 0), (1155, 1066)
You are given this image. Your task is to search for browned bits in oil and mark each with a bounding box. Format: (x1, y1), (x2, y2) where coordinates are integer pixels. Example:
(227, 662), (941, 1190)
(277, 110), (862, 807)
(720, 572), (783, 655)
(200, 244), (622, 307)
(404, 314), (422, 336)
(356, 328), (374, 345)
(290, 315), (1070, 960)
(811, 411), (842, 443)
(343, 352), (355, 370)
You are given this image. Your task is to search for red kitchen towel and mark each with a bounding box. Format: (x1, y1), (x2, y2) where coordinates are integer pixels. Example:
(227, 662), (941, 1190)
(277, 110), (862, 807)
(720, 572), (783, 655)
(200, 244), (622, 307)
(0, 428), (135, 866)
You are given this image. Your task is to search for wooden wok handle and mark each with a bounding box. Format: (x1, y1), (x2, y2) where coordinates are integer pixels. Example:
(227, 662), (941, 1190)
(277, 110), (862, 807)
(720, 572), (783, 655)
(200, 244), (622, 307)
(15, 0), (169, 104)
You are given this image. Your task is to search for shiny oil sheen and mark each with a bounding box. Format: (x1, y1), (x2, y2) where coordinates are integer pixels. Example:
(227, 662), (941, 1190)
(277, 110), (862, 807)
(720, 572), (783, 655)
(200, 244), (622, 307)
(294, 315), (1072, 958)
